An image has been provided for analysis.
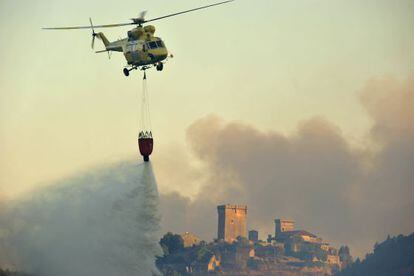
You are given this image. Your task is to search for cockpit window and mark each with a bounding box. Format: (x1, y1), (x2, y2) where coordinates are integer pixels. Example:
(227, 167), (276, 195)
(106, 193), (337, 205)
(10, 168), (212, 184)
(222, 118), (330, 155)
(156, 40), (164, 48)
(148, 41), (157, 49)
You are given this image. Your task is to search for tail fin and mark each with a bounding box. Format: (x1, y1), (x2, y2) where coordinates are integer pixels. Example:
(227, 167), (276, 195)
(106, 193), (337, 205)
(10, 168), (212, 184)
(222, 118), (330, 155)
(96, 32), (110, 46)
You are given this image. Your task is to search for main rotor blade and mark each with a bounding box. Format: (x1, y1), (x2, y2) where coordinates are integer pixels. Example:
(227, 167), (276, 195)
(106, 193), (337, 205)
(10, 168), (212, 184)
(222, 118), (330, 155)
(42, 22), (133, 30)
(144, 0), (234, 23)
(43, 0), (234, 30)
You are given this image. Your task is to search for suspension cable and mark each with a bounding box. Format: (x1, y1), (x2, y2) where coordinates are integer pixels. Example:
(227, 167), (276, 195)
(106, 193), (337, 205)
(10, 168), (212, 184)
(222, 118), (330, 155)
(140, 70), (152, 134)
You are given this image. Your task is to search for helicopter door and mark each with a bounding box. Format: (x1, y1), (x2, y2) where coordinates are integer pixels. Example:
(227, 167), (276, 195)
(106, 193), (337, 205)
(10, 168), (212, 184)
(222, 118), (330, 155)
(126, 42), (140, 62)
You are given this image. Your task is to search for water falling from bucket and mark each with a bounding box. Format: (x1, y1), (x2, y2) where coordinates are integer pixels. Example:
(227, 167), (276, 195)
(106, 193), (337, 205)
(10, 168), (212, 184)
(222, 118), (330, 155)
(0, 161), (162, 276)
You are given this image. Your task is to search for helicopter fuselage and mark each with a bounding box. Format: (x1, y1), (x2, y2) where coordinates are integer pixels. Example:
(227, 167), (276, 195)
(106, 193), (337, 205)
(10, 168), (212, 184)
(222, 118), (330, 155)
(99, 25), (168, 68)
(124, 36), (168, 66)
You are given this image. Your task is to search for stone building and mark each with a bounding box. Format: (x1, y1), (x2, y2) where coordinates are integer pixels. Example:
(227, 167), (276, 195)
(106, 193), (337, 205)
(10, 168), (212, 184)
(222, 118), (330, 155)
(326, 254), (340, 265)
(180, 232), (201, 248)
(275, 218), (295, 238)
(278, 230), (322, 244)
(217, 204), (247, 242)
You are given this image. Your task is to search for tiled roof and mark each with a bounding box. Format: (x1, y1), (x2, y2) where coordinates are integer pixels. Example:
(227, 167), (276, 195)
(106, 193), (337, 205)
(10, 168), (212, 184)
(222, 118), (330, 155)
(280, 230), (317, 238)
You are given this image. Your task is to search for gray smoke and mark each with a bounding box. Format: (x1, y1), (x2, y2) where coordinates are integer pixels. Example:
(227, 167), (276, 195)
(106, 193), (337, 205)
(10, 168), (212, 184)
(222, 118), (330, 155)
(0, 161), (162, 276)
(156, 74), (414, 257)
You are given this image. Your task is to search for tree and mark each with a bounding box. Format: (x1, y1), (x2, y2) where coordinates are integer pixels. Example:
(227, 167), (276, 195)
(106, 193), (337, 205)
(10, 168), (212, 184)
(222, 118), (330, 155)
(337, 233), (414, 275)
(339, 245), (353, 268)
(374, 242), (379, 252)
(160, 232), (184, 255)
(196, 246), (213, 262)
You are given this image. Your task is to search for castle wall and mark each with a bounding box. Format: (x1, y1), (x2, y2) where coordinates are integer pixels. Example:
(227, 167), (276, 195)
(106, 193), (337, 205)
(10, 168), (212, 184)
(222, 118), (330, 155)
(217, 204), (247, 242)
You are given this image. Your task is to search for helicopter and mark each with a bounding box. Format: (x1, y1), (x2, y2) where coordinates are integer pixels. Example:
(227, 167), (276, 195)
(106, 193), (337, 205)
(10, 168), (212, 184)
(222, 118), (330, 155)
(43, 0), (234, 77)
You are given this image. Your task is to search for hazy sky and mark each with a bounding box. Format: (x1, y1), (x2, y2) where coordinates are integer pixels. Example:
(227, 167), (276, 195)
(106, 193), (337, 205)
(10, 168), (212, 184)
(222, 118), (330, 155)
(1, 0), (413, 256)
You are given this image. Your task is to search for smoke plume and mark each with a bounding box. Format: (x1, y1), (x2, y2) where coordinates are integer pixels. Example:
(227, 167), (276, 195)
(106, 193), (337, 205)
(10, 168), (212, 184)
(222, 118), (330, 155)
(157, 75), (414, 257)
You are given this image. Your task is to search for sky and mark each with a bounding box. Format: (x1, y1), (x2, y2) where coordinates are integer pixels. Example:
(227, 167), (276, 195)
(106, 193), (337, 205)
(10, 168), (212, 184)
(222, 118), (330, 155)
(0, 0), (413, 257)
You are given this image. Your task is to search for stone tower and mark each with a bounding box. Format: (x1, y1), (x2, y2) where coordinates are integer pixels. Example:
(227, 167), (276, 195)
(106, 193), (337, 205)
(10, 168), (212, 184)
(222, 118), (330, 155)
(217, 204), (247, 242)
(275, 219), (295, 238)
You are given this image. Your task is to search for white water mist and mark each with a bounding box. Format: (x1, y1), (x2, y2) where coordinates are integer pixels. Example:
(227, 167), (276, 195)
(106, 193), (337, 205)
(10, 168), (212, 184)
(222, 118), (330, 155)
(0, 161), (162, 276)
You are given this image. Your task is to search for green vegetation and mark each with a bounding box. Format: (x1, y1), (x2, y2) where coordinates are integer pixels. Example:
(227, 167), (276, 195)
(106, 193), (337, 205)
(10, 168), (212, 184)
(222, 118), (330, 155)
(339, 245), (353, 268)
(337, 233), (414, 276)
(196, 246), (212, 262)
(156, 232), (342, 274)
(0, 269), (32, 276)
(159, 232), (184, 255)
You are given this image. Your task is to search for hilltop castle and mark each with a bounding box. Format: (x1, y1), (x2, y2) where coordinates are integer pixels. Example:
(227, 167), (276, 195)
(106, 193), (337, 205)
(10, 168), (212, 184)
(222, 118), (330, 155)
(157, 203), (352, 275)
(214, 206), (342, 266)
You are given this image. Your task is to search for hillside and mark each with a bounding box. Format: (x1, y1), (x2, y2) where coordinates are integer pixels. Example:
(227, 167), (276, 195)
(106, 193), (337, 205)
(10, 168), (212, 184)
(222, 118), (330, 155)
(0, 269), (31, 276)
(156, 233), (347, 275)
(337, 233), (414, 276)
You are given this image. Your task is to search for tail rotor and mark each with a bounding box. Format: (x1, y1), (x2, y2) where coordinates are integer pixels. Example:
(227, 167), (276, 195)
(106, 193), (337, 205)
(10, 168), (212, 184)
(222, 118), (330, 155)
(90, 17), (97, 49)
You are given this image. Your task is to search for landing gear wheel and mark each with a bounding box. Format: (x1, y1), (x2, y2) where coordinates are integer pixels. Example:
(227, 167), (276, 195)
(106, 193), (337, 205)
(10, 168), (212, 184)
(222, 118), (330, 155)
(156, 63), (164, 71)
(123, 68), (130, 77)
